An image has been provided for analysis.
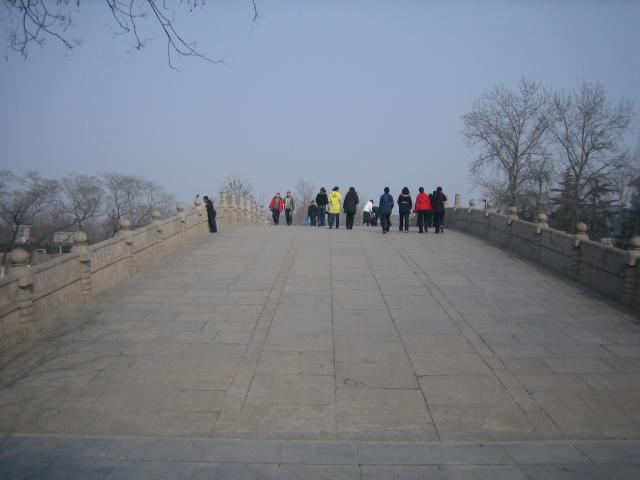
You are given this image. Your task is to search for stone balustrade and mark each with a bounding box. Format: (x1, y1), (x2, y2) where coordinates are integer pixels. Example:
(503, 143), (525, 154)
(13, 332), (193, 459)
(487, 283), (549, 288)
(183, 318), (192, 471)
(447, 199), (640, 310)
(0, 196), (266, 355)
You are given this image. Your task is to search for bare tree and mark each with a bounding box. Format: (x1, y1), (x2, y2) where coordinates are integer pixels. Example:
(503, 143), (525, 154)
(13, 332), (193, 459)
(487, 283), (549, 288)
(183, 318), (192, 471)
(463, 78), (552, 210)
(59, 174), (105, 231)
(102, 172), (174, 234)
(550, 82), (633, 232)
(294, 177), (315, 225)
(0, 171), (59, 266)
(1, 0), (259, 68)
(222, 172), (254, 206)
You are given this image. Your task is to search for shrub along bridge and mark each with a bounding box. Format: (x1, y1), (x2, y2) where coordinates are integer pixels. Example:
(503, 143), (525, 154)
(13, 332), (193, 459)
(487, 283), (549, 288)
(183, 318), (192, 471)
(0, 194), (639, 478)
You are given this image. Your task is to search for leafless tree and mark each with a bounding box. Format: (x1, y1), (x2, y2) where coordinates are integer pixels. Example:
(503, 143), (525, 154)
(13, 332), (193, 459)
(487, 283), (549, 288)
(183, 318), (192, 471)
(294, 177), (315, 225)
(102, 172), (174, 234)
(59, 174), (105, 231)
(464, 78), (552, 210)
(1, 0), (259, 68)
(550, 82), (633, 231)
(0, 171), (59, 266)
(222, 172), (254, 206)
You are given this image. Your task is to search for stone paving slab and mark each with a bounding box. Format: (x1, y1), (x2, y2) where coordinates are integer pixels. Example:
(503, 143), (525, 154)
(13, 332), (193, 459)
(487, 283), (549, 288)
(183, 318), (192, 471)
(2, 434), (640, 479)
(2, 225), (640, 470)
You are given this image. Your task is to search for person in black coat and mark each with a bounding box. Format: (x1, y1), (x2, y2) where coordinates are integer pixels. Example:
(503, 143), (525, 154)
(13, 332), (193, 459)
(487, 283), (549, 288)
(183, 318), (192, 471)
(432, 186), (448, 233)
(315, 187), (328, 227)
(307, 201), (318, 226)
(343, 187), (359, 230)
(203, 195), (217, 233)
(397, 187), (413, 232)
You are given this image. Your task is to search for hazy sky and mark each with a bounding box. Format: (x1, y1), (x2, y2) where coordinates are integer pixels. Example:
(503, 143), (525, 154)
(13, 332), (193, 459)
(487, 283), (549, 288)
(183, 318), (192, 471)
(1, 0), (639, 207)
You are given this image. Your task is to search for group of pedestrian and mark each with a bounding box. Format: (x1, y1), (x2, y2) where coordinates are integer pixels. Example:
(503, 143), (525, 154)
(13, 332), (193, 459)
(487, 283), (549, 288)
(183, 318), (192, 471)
(268, 185), (447, 234)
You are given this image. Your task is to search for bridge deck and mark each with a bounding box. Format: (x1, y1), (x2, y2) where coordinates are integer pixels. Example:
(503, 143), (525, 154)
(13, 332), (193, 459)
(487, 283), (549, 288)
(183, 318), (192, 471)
(1, 225), (640, 476)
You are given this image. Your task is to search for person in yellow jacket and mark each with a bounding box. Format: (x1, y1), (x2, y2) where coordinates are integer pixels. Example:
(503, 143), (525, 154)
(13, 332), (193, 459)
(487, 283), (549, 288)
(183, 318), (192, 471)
(327, 186), (342, 229)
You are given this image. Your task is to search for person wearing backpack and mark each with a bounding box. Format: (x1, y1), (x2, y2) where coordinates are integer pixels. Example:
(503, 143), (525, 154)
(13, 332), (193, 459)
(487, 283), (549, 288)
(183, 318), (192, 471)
(327, 186), (342, 229)
(397, 187), (413, 232)
(414, 187), (433, 233)
(343, 187), (359, 230)
(378, 187), (394, 234)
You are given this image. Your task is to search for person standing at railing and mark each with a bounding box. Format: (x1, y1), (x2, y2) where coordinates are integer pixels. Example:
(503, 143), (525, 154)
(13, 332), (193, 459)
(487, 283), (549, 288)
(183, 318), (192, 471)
(414, 187), (432, 233)
(432, 186), (448, 234)
(328, 186), (342, 229)
(269, 193), (285, 225)
(203, 196), (217, 233)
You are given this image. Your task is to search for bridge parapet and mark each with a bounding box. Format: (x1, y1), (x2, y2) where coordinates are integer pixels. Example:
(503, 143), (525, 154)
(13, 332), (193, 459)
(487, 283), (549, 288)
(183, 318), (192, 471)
(0, 199), (266, 357)
(447, 198), (640, 311)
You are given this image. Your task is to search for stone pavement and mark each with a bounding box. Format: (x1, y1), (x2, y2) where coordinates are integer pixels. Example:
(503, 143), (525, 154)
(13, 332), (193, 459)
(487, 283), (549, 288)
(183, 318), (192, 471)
(1, 225), (640, 477)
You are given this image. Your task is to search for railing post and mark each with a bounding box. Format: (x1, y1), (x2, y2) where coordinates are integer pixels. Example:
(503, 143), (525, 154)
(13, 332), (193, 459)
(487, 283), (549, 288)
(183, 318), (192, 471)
(218, 192), (227, 224)
(506, 206), (518, 249)
(71, 231), (92, 302)
(152, 209), (164, 258)
(572, 222), (589, 281)
(535, 213), (549, 262)
(485, 201), (495, 238)
(119, 218), (135, 277)
(176, 203), (186, 245)
(466, 199), (475, 232)
(10, 248), (34, 339)
(193, 196), (206, 235)
(624, 236), (640, 307)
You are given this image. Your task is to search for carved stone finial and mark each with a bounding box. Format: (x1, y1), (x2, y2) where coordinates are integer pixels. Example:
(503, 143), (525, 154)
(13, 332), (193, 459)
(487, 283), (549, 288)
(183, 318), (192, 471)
(628, 236), (640, 266)
(151, 209), (162, 221)
(176, 203), (185, 213)
(574, 222), (589, 247)
(507, 206), (519, 225)
(486, 201), (496, 217)
(536, 213), (549, 234)
(119, 218), (131, 230)
(73, 231), (88, 245)
(9, 248), (29, 266)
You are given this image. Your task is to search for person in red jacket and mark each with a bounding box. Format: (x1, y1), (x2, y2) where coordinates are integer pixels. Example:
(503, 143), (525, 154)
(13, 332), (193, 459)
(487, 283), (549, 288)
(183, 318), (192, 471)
(414, 187), (433, 233)
(269, 192), (285, 225)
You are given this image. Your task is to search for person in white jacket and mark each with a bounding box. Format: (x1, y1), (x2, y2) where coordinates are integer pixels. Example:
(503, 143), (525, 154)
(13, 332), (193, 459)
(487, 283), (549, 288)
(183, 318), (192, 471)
(362, 199), (374, 226)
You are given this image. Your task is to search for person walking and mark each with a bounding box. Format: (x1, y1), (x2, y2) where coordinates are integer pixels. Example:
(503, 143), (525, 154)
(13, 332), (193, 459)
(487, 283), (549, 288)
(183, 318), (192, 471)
(343, 187), (359, 230)
(308, 201), (318, 226)
(284, 191), (295, 226)
(414, 187), (433, 233)
(362, 199), (373, 226)
(269, 192), (285, 225)
(203, 195), (217, 233)
(432, 186), (448, 233)
(397, 187), (413, 232)
(315, 187), (328, 227)
(327, 186), (342, 229)
(378, 187), (394, 234)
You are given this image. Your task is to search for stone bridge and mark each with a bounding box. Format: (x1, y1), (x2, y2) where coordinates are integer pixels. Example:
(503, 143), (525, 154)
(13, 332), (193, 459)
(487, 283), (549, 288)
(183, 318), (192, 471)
(1, 199), (639, 478)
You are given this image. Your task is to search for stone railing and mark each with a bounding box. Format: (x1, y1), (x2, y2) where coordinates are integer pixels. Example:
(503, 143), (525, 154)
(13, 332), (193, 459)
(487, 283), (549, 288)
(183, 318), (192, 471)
(446, 197), (640, 311)
(0, 196), (265, 355)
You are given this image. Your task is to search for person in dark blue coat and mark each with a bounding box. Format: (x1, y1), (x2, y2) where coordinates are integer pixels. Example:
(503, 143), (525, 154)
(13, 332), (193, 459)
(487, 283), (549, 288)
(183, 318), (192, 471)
(378, 187), (394, 234)
(397, 187), (413, 232)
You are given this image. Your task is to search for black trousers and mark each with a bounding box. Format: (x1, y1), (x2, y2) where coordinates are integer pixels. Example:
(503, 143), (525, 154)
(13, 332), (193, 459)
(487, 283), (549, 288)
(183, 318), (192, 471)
(285, 209), (293, 225)
(208, 215), (217, 233)
(310, 215), (317, 226)
(317, 206), (326, 226)
(346, 212), (355, 229)
(399, 212), (410, 231)
(380, 213), (391, 232)
(328, 213), (340, 228)
(416, 211), (429, 232)
(272, 209), (280, 225)
(434, 211), (445, 233)
(363, 211), (371, 225)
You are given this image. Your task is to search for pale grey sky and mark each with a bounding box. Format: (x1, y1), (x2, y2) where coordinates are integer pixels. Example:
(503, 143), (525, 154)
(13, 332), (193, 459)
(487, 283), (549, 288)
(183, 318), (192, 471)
(1, 0), (639, 207)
